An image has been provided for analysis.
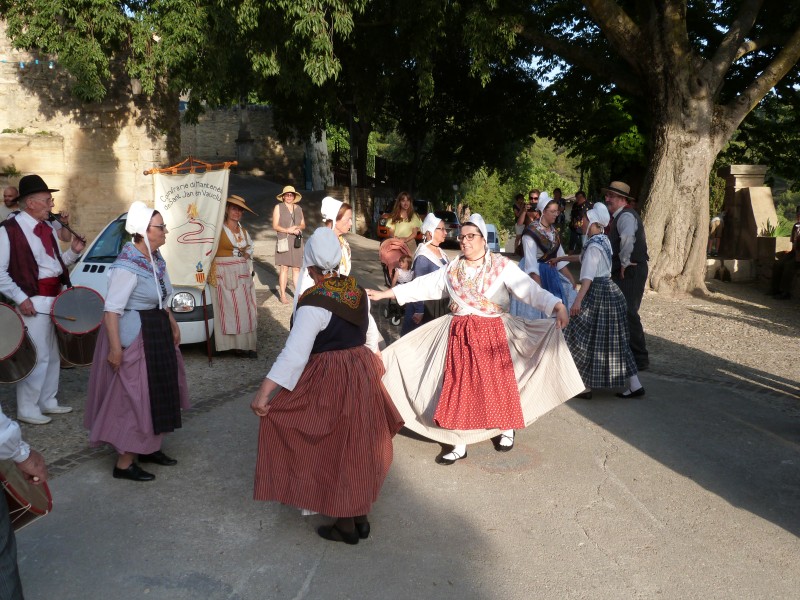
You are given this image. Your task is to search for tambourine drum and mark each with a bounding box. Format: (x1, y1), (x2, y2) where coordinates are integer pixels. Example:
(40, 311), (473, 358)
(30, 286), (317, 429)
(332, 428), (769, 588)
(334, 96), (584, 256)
(0, 303), (36, 384)
(51, 286), (105, 367)
(0, 460), (52, 531)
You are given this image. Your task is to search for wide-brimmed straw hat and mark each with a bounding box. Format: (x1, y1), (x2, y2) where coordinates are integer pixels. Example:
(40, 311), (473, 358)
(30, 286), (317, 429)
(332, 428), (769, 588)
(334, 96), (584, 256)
(276, 185), (302, 202)
(601, 181), (635, 200)
(226, 194), (257, 216)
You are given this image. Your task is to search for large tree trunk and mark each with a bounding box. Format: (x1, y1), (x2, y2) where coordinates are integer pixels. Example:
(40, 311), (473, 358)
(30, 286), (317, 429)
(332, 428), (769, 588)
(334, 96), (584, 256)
(641, 126), (717, 295)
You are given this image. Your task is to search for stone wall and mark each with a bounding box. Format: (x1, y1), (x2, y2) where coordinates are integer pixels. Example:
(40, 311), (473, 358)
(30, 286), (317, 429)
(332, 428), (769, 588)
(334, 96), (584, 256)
(180, 105), (310, 184)
(0, 21), (178, 242)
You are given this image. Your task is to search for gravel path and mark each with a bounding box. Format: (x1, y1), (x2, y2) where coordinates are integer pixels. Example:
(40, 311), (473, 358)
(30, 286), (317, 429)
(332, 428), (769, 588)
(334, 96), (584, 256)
(2, 229), (798, 476)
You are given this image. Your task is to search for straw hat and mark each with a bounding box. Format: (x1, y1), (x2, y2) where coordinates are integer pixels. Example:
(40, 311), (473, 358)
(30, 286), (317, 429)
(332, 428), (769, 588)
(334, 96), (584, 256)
(276, 185), (302, 202)
(601, 181), (635, 200)
(226, 194), (257, 216)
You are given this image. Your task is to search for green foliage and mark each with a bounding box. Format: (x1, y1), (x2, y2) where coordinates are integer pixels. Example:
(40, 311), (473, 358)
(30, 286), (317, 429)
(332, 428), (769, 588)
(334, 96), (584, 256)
(460, 168), (515, 232)
(709, 168), (726, 217)
(760, 219), (777, 238)
(1, 128), (24, 134)
(0, 164), (21, 177)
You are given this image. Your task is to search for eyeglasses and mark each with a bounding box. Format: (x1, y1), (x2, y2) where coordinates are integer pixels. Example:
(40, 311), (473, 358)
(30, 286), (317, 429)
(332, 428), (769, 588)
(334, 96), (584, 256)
(529, 196), (539, 201)
(457, 233), (482, 242)
(434, 226), (446, 232)
(150, 224), (168, 231)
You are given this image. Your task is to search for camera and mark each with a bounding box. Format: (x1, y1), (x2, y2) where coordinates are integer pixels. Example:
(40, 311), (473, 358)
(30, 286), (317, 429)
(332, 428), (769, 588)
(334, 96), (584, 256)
(293, 232), (302, 249)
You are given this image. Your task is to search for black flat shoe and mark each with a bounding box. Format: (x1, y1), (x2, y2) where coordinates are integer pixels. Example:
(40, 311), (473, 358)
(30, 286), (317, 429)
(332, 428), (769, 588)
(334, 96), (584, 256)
(354, 518), (371, 540)
(139, 450), (178, 466)
(574, 391), (593, 400)
(435, 448), (467, 465)
(113, 463), (155, 482)
(317, 524), (359, 545)
(616, 387), (646, 398)
(492, 433), (515, 452)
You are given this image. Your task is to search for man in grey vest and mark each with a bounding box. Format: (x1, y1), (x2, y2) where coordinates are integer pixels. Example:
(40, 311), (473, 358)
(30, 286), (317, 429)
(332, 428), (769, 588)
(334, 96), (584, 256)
(603, 181), (649, 371)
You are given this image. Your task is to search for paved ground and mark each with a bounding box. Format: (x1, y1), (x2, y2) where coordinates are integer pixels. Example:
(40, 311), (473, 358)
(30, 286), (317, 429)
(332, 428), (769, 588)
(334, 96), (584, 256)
(5, 175), (800, 599)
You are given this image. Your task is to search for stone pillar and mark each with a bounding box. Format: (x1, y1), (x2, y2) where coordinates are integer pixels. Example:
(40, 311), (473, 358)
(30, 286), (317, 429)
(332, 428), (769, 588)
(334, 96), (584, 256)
(716, 165), (778, 259)
(235, 103), (255, 169)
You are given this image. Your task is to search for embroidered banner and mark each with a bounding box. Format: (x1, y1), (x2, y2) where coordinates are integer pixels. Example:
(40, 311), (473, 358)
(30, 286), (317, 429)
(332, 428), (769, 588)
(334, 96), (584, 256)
(152, 169), (229, 289)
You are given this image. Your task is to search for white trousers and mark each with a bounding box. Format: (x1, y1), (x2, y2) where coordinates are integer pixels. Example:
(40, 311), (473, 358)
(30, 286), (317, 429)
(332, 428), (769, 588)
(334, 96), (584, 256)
(17, 296), (61, 418)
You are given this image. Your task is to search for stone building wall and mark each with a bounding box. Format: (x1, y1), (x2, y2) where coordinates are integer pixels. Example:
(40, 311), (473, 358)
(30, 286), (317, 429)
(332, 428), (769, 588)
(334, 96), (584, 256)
(180, 105), (308, 184)
(0, 21), (178, 242)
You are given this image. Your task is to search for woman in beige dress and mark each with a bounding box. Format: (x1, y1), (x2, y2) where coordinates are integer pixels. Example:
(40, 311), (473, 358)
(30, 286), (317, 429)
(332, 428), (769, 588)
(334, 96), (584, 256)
(272, 185), (306, 304)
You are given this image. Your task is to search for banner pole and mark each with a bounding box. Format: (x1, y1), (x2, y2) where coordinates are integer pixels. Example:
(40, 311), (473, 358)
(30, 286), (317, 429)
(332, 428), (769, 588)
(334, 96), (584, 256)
(202, 287), (212, 364)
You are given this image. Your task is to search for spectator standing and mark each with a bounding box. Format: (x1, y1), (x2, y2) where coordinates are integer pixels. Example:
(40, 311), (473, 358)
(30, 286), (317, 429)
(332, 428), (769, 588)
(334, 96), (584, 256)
(568, 191), (590, 254)
(767, 205), (800, 300)
(603, 181), (649, 371)
(1, 186), (19, 220)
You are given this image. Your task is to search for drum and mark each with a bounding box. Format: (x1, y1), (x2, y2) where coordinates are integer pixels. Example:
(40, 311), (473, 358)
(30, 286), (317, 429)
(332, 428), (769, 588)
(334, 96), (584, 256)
(0, 303), (36, 384)
(0, 460), (52, 531)
(51, 286), (105, 366)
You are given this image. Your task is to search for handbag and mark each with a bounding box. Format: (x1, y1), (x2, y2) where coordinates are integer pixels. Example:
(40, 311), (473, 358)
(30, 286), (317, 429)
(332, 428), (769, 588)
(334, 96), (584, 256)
(293, 232), (302, 248)
(277, 237), (289, 253)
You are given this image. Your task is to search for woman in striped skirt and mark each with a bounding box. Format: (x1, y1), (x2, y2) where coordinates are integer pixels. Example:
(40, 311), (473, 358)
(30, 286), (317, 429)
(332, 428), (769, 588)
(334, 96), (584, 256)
(251, 228), (403, 545)
(554, 203), (644, 399)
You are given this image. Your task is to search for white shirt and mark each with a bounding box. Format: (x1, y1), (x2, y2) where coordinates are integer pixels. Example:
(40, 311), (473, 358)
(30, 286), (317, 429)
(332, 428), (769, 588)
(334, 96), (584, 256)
(521, 227), (569, 275)
(267, 305), (381, 391)
(611, 206), (638, 269)
(394, 258), (560, 318)
(0, 413), (30, 463)
(0, 211), (79, 304)
(579, 242), (612, 282)
(103, 269), (139, 314)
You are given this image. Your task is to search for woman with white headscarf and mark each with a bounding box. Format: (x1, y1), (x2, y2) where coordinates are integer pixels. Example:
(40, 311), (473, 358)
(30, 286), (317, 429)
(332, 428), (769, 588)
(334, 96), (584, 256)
(400, 212), (450, 335)
(511, 191), (577, 320)
(368, 214), (583, 466)
(292, 196), (353, 316)
(252, 228), (403, 545)
(551, 203), (644, 399)
(85, 202), (190, 482)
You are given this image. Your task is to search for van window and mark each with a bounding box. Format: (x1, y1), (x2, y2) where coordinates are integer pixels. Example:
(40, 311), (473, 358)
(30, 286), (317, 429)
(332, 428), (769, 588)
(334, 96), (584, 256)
(84, 219), (131, 263)
(487, 232), (496, 243)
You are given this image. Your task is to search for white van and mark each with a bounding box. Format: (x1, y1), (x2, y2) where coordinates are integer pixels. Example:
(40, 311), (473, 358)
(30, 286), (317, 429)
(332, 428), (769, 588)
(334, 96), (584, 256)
(485, 224), (501, 252)
(69, 213), (214, 345)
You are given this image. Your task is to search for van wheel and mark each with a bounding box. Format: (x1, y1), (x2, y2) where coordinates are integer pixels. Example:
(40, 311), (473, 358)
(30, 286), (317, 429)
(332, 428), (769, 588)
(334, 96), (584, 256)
(390, 314), (402, 326)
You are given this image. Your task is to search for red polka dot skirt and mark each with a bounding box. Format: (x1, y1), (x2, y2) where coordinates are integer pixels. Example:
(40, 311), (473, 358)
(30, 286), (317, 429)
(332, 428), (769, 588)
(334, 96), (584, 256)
(434, 315), (524, 430)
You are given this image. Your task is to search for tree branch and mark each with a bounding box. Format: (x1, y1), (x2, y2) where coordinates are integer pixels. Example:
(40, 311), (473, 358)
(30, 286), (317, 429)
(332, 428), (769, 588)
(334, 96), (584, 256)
(516, 27), (641, 97)
(724, 23), (800, 127)
(582, 0), (645, 68)
(707, 0), (763, 93)
(734, 35), (783, 61)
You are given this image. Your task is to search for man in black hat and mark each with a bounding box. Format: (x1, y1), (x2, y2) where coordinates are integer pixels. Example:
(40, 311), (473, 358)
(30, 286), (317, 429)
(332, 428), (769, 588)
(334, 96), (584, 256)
(603, 180), (650, 373)
(767, 205), (800, 299)
(0, 174), (85, 424)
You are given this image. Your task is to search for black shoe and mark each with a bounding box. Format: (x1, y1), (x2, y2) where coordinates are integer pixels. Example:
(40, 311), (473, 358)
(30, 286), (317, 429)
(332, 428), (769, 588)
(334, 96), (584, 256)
(354, 517), (371, 540)
(574, 391), (593, 400)
(139, 450), (177, 466)
(616, 387), (646, 398)
(113, 463), (155, 482)
(435, 448), (467, 465)
(492, 432), (515, 452)
(317, 524), (359, 545)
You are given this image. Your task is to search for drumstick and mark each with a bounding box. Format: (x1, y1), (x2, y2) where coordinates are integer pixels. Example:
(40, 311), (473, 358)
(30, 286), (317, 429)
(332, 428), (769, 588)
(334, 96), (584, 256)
(37, 312), (77, 321)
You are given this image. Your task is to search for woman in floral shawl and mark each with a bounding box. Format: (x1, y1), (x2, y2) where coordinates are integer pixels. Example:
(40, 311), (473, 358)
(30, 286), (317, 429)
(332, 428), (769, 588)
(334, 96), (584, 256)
(368, 214), (584, 466)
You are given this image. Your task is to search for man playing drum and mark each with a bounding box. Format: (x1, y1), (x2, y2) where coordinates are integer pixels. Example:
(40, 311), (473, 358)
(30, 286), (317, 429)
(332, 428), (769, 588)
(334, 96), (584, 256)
(0, 407), (48, 598)
(0, 175), (85, 425)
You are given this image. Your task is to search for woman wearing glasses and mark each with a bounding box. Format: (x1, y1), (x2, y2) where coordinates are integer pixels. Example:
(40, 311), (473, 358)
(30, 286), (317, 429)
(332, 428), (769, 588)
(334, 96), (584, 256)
(86, 202), (190, 481)
(368, 214), (583, 465)
(401, 213), (450, 335)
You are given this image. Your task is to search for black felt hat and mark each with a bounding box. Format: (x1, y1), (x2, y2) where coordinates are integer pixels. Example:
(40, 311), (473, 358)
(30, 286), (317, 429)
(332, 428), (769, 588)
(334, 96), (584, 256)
(18, 175), (59, 200)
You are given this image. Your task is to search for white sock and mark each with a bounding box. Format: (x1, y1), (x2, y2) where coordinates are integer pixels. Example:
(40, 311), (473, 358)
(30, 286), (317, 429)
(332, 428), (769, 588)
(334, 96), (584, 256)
(445, 444), (467, 458)
(628, 375), (642, 391)
(499, 429), (515, 447)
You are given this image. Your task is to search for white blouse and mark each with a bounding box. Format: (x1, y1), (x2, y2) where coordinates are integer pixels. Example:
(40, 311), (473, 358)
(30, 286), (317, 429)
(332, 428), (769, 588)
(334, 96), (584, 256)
(579, 243), (612, 282)
(521, 226), (569, 276)
(267, 306), (381, 391)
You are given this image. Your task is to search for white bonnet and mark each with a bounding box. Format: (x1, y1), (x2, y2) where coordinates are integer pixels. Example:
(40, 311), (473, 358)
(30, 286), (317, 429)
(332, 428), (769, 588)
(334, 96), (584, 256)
(320, 196), (343, 222)
(125, 201), (154, 236)
(421, 212), (443, 236)
(303, 227), (342, 274)
(463, 213), (488, 240)
(536, 192), (554, 214)
(586, 202), (611, 228)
